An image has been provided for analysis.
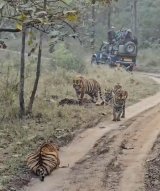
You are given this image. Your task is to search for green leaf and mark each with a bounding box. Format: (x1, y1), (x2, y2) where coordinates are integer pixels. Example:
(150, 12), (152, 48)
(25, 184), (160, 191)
(17, 13), (28, 22)
(16, 23), (22, 31)
(64, 10), (79, 22)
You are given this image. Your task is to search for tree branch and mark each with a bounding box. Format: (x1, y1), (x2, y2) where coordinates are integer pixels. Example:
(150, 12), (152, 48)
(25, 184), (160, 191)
(0, 28), (21, 32)
(62, 20), (82, 44)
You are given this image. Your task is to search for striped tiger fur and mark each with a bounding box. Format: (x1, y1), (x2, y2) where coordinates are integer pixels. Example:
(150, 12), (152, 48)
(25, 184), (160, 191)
(104, 88), (113, 105)
(113, 83), (122, 92)
(104, 83), (122, 105)
(27, 143), (60, 181)
(73, 75), (103, 104)
(112, 88), (128, 121)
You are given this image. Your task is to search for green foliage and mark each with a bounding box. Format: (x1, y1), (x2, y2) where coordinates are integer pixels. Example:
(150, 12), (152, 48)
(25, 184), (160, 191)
(137, 48), (160, 73)
(110, 0), (160, 46)
(50, 43), (86, 73)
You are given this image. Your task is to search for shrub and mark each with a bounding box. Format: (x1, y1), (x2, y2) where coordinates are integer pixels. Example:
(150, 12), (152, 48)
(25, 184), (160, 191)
(50, 43), (86, 73)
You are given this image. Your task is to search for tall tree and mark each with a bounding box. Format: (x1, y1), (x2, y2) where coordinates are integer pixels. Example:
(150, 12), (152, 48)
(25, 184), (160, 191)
(19, 26), (26, 117)
(131, 0), (137, 36)
(90, 0), (118, 52)
(3, 0), (82, 117)
(107, 5), (111, 29)
(27, 0), (47, 114)
(91, 0), (96, 53)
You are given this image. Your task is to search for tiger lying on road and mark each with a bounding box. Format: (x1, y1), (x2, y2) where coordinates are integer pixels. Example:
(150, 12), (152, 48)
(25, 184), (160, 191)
(27, 143), (60, 181)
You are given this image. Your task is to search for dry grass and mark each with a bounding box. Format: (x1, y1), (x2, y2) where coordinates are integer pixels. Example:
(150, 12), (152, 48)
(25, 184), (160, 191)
(137, 48), (160, 73)
(0, 53), (160, 190)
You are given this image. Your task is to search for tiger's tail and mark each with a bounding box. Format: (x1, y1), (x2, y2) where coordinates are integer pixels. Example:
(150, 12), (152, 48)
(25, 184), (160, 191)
(98, 86), (103, 101)
(37, 167), (45, 181)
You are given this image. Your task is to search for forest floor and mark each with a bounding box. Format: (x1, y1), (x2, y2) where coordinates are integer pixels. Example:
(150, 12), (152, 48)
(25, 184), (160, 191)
(22, 75), (160, 191)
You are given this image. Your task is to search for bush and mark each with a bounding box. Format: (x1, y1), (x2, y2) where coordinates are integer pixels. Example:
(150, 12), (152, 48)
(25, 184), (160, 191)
(137, 48), (160, 73)
(50, 43), (86, 73)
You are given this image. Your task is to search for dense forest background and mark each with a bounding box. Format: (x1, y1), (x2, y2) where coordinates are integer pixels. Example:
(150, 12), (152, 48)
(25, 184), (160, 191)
(1, 0), (160, 51)
(95, 0), (160, 48)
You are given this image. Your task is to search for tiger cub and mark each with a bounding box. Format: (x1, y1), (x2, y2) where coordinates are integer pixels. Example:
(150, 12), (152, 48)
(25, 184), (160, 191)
(104, 88), (113, 105)
(112, 88), (128, 121)
(27, 143), (60, 181)
(104, 83), (122, 105)
(73, 75), (103, 104)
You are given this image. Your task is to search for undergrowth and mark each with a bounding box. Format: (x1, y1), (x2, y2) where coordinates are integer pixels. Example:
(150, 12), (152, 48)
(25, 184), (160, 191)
(0, 46), (159, 190)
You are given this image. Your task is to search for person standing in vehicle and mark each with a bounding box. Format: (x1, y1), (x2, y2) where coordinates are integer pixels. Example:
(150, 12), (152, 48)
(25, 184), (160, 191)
(124, 29), (133, 43)
(108, 26), (116, 45)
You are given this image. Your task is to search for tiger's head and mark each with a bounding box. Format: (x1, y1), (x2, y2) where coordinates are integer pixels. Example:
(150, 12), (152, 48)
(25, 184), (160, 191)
(73, 75), (84, 92)
(104, 88), (113, 103)
(114, 89), (127, 101)
(113, 83), (122, 93)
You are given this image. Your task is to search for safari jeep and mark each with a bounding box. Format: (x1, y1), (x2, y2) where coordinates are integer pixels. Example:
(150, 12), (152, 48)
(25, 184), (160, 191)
(91, 29), (138, 71)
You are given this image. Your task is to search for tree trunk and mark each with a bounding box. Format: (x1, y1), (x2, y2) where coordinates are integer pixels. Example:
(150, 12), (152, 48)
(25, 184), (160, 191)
(19, 26), (26, 118)
(27, 32), (43, 114)
(107, 6), (111, 30)
(27, 0), (47, 114)
(131, 0), (137, 36)
(91, 0), (96, 53)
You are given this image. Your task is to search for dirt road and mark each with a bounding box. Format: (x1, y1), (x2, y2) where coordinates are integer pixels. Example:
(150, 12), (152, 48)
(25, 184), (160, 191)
(23, 75), (160, 191)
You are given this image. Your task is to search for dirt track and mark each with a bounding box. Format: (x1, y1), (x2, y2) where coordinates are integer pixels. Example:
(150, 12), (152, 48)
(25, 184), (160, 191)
(23, 75), (160, 191)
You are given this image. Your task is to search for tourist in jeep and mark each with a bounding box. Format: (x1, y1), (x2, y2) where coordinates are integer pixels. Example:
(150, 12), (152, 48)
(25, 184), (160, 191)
(124, 29), (133, 43)
(108, 26), (116, 44)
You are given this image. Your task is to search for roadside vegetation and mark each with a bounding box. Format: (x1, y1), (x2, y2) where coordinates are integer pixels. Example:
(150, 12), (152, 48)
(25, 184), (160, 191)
(1, 0), (160, 190)
(0, 43), (160, 190)
(137, 48), (160, 73)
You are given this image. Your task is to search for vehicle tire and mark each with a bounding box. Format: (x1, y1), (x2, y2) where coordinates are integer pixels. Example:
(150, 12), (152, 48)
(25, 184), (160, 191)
(91, 56), (97, 64)
(124, 41), (136, 54)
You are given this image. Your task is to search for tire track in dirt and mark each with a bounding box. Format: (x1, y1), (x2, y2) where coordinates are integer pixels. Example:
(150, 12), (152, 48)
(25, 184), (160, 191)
(23, 75), (160, 191)
(54, 105), (160, 191)
(104, 105), (160, 191)
(145, 133), (160, 191)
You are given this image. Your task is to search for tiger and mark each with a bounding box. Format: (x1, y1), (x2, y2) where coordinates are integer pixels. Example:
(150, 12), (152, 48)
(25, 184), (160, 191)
(27, 143), (60, 181)
(112, 88), (128, 121)
(104, 88), (113, 105)
(73, 75), (103, 104)
(104, 83), (122, 105)
(113, 83), (122, 92)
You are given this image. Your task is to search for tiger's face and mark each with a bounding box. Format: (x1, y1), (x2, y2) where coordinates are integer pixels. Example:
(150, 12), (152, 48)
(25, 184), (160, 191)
(73, 76), (83, 92)
(115, 89), (127, 102)
(114, 83), (122, 92)
(104, 89), (113, 103)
